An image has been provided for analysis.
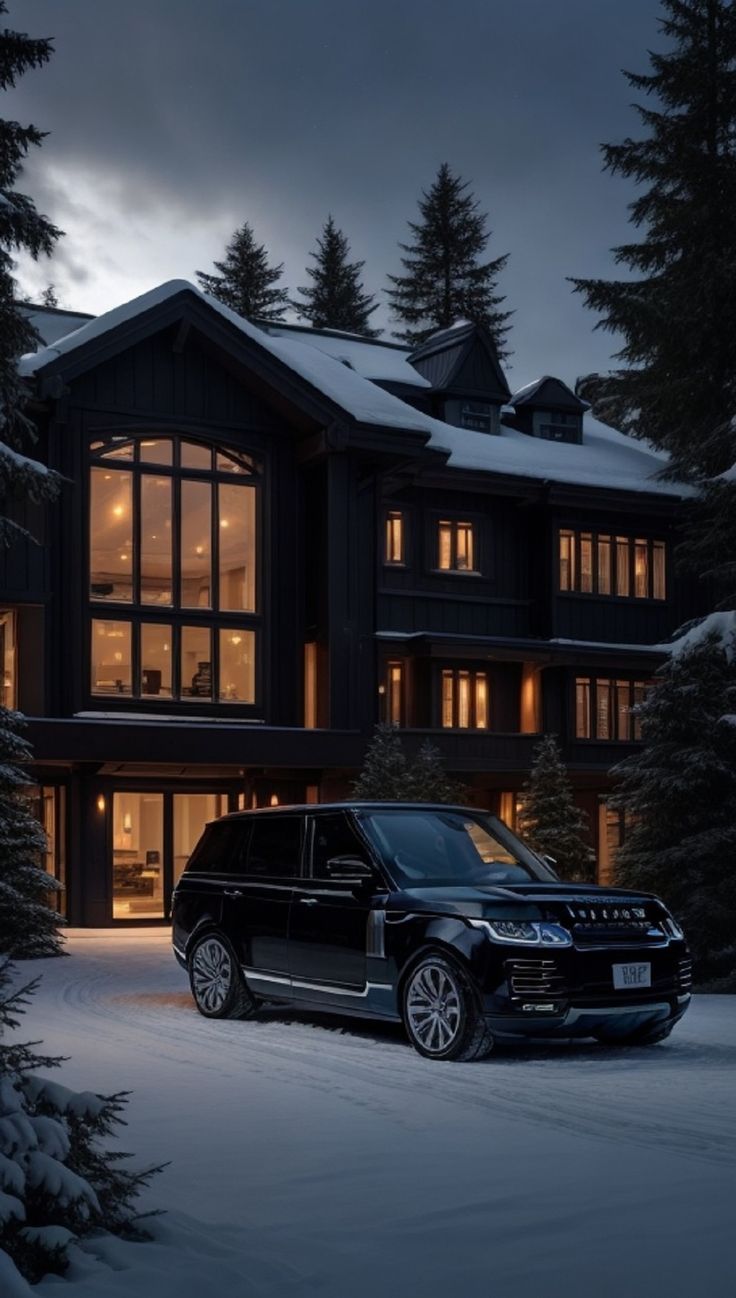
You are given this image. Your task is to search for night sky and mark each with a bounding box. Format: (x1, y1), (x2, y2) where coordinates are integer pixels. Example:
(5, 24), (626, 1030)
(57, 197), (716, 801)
(7, 0), (668, 390)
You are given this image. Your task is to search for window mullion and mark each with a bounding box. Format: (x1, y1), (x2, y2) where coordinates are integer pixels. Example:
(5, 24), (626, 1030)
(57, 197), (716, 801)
(213, 480), (220, 612)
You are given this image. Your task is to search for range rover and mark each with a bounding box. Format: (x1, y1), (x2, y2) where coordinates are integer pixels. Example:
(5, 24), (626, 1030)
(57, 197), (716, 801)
(171, 803), (691, 1061)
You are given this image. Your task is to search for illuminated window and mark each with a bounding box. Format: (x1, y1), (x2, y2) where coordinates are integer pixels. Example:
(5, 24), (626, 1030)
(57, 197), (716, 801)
(304, 642), (317, 728)
(89, 437), (260, 706)
(384, 511), (405, 565)
(382, 660), (405, 726)
(441, 669), (489, 729)
(0, 610), (17, 709)
(575, 677), (652, 740)
(437, 520), (476, 572)
(559, 531), (666, 600)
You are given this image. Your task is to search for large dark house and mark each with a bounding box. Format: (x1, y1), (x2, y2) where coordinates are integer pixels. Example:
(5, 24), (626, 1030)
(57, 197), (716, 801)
(3, 282), (704, 926)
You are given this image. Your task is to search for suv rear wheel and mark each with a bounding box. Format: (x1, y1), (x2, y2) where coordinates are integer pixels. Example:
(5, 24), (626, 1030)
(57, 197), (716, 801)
(189, 933), (256, 1020)
(402, 954), (494, 1061)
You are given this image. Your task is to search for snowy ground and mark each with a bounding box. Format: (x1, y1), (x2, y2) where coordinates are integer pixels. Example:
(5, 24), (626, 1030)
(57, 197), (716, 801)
(12, 930), (736, 1296)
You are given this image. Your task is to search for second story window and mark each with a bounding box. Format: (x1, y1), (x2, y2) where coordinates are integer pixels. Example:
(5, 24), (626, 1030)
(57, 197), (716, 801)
(88, 435), (261, 706)
(384, 510), (405, 565)
(575, 677), (651, 741)
(438, 519), (476, 573)
(559, 530), (666, 600)
(441, 669), (488, 729)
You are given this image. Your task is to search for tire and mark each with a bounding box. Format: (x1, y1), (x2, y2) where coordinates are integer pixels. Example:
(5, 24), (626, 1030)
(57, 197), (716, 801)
(594, 1020), (675, 1047)
(188, 932), (257, 1020)
(402, 953), (494, 1062)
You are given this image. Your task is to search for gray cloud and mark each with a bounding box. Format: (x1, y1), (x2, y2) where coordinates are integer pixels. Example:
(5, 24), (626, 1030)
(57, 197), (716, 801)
(6, 0), (665, 386)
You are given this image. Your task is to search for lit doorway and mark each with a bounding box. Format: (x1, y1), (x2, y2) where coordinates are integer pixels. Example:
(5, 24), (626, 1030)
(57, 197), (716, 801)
(111, 789), (228, 920)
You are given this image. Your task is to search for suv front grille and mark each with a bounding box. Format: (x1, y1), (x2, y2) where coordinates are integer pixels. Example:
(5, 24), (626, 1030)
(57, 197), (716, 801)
(507, 958), (566, 999)
(572, 920), (667, 947)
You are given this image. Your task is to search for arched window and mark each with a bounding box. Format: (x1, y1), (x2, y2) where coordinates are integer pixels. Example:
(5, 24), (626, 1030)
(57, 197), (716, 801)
(88, 435), (261, 706)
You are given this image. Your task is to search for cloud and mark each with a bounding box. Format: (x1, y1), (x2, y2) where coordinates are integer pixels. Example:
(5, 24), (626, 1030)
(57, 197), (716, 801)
(6, 0), (664, 382)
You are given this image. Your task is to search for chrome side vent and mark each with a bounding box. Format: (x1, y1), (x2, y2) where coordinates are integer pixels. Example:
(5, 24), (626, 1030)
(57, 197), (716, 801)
(678, 958), (693, 992)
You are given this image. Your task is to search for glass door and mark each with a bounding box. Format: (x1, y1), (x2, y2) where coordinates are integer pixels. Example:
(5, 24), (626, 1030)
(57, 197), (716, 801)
(112, 792), (165, 919)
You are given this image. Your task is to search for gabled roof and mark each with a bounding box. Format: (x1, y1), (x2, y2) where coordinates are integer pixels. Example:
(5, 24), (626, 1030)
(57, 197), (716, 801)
(19, 279), (689, 499)
(509, 375), (589, 412)
(408, 321), (510, 401)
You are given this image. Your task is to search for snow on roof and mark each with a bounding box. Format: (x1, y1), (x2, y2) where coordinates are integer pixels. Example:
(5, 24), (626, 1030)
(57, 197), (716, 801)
(19, 303), (95, 348)
(19, 279), (689, 498)
(266, 325), (431, 388)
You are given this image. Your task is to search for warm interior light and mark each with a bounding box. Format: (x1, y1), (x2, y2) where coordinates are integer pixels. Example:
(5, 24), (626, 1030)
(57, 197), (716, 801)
(112, 504), (125, 518)
(269, 794), (279, 806)
(195, 545), (204, 555)
(96, 794), (106, 813)
(123, 812), (133, 833)
(220, 519), (229, 529)
(230, 634), (242, 645)
(120, 553), (128, 561)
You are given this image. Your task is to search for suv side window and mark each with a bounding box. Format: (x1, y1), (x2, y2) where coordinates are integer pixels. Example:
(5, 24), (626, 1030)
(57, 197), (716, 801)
(185, 821), (249, 874)
(311, 813), (372, 879)
(246, 815), (302, 879)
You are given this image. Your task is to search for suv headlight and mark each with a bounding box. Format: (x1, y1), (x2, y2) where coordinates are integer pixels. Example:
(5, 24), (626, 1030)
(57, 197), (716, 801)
(469, 918), (572, 947)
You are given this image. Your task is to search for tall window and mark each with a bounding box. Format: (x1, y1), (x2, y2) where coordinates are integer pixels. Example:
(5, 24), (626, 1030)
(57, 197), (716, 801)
(437, 520), (476, 572)
(89, 436), (260, 704)
(0, 610), (17, 708)
(381, 660), (405, 726)
(559, 530), (666, 600)
(575, 677), (652, 740)
(384, 511), (405, 565)
(441, 669), (488, 729)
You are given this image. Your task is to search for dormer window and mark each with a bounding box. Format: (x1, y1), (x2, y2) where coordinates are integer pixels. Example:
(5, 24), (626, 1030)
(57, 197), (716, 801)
(534, 411), (582, 444)
(461, 401), (494, 433)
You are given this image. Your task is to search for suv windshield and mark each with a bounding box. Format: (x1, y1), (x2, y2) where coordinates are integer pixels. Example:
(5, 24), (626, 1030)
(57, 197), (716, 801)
(358, 809), (555, 887)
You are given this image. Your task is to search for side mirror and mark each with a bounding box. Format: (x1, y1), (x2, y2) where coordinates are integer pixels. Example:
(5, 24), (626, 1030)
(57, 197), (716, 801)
(325, 855), (375, 884)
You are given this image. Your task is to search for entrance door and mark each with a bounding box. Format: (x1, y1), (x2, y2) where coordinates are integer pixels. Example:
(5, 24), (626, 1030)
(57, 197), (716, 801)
(288, 811), (376, 992)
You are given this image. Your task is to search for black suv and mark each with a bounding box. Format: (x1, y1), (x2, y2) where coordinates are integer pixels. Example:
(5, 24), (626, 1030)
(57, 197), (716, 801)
(172, 803), (691, 1061)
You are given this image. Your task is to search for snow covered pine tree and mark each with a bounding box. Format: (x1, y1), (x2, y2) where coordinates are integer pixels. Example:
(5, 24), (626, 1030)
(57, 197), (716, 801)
(518, 735), (595, 882)
(0, 961), (161, 1291)
(0, 4), (64, 957)
(352, 722), (412, 800)
(612, 617), (736, 983)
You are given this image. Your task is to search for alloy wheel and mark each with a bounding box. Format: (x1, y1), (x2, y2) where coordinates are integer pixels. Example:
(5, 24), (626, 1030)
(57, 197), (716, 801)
(191, 937), (233, 1014)
(406, 961), (463, 1055)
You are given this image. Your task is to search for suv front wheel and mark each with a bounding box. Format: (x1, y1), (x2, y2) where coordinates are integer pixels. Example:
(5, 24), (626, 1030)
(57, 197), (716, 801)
(189, 933), (256, 1020)
(402, 954), (494, 1061)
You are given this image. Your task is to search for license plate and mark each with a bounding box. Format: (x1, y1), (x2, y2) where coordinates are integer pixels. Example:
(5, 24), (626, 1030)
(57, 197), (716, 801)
(612, 962), (651, 990)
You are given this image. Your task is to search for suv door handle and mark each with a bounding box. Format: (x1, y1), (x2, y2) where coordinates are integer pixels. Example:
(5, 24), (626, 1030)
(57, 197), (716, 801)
(299, 897), (318, 906)
(223, 888), (243, 898)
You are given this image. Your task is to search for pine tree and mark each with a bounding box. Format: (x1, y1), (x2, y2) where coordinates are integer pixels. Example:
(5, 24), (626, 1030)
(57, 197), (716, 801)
(40, 284), (58, 308)
(518, 735), (595, 882)
(611, 626), (736, 982)
(0, 1), (62, 550)
(0, 960), (161, 1286)
(196, 222), (289, 321)
(386, 163), (512, 352)
(352, 723), (411, 800)
(404, 739), (467, 804)
(570, 1), (736, 482)
(295, 215), (379, 336)
(0, 708), (63, 957)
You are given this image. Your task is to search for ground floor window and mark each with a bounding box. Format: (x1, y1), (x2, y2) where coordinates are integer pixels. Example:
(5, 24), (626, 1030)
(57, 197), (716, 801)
(29, 785), (67, 916)
(598, 799), (628, 886)
(1, 609), (17, 709)
(112, 789), (228, 919)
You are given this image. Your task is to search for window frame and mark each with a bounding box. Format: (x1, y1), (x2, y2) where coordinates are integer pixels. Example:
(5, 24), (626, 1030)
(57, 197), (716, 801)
(557, 529), (667, 601)
(383, 509), (406, 566)
(86, 431), (264, 713)
(439, 667), (490, 730)
(433, 516), (481, 576)
(574, 676), (653, 741)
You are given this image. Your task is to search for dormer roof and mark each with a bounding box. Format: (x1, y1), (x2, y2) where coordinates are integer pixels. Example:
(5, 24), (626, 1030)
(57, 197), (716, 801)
(408, 321), (510, 401)
(509, 375), (589, 412)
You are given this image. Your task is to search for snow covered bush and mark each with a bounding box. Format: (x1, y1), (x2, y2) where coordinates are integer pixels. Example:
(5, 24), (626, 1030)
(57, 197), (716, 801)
(0, 960), (161, 1287)
(0, 708), (63, 959)
(518, 734), (596, 882)
(612, 620), (736, 984)
(352, 723), (466, 802)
